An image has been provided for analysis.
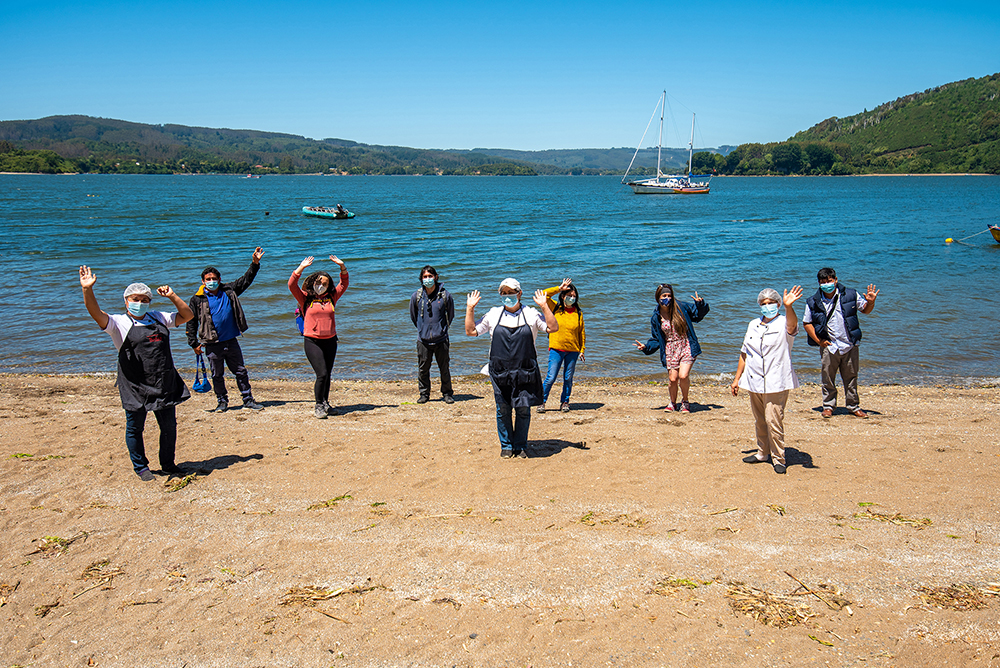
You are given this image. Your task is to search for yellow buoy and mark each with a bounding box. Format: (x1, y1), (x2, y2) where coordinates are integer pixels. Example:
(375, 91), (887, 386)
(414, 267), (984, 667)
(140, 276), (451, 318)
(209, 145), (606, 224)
(945, 238), (953, 243)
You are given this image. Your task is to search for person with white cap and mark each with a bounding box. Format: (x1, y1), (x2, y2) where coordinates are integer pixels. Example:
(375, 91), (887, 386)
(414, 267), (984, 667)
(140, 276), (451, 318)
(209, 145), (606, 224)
(730, 285), (802, 475)
(465, 278), (558, 458)
(79, 266), (194, 481)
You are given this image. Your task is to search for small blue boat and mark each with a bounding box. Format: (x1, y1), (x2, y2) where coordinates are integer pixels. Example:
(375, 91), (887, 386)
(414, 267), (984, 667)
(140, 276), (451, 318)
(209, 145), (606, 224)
(302, 206), (355, 219)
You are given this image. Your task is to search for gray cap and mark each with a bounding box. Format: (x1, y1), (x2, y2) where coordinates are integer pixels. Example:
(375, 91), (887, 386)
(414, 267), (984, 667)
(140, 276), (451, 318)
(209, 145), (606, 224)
(757, 288), (781, 304)
(123, 283), (152, 300)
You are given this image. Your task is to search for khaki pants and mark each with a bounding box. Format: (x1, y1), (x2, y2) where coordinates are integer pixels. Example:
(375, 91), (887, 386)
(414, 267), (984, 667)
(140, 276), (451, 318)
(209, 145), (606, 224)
(750, 390), (789, 466)
(821, 345), (860, 411)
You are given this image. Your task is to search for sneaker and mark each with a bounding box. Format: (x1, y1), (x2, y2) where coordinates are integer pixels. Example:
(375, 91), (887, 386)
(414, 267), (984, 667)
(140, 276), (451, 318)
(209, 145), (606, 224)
(417, 396), (429, 404)
(680, 402), (690, 413)
(136, 468), (155, 482)
(500, 449), (513, 459)
(314, 403), (328, 419)
(560, 402), (570, 412)
(536, 405), (546, 413)
(243, 399), (264, 411)
(322, 400), (335, 415)
(664, 403), (674, 412)
(515, 450), (528, 458)
(443, 395), (455, 404)
(212, 398), (229, 413)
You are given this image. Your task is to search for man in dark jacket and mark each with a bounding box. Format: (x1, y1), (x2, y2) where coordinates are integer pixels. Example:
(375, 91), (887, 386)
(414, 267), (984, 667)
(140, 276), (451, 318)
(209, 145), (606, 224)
(409, 265), (455, 404)
(186, 247), (265, 412)
(802, 267), (879, 418)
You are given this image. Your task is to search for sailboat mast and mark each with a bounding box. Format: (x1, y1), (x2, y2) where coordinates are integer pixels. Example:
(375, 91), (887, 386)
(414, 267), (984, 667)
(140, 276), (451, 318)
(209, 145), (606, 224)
(687, 113), (695, 176)
(656, 91), (664, 179)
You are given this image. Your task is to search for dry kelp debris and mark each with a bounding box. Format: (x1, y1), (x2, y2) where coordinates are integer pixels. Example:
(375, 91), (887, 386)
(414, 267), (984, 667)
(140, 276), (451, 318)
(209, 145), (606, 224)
(279, 581), (384, 606)
(81, 559), (125, 581)
(307, 493), (353, 511)
(651, 577), (713, 597)
(784, 571), (852, 612)
(0, 581), (20, 607)
(28, 531), (89, 556)
(164, 474), (198, 493)
(917, 583), (1000, 611)
(576, 511), (649, 528)
(851, 510), (932, 528)
(725, 582), (815, 628)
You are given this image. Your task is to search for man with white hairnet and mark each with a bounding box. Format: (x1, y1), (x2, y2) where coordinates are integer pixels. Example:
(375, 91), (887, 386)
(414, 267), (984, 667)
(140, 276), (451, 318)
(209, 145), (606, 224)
(79, 266), (194, 481)
(731, 285), (803, 475)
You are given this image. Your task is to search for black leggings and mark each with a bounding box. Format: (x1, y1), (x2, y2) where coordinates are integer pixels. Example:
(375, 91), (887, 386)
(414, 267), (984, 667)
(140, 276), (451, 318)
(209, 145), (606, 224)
(304, 336), (338, 403)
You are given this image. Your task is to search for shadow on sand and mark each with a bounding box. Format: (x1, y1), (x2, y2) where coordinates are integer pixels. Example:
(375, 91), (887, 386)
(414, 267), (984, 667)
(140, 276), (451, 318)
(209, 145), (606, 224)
(526, 438), (590, 459)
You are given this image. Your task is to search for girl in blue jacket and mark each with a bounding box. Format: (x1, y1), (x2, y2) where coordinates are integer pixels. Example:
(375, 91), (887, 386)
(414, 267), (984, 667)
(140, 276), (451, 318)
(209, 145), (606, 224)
(633, 284), (709, 413)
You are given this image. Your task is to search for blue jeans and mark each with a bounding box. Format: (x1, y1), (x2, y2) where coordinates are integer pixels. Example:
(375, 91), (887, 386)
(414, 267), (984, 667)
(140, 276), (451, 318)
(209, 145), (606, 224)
(542, 349), (580, 404)
(124, 406), (177, 473)
(495, 398), (531, 452)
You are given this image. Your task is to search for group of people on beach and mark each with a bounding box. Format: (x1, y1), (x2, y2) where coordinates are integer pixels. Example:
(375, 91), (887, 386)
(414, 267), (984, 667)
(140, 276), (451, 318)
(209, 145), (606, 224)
(78, 252), (878, 479)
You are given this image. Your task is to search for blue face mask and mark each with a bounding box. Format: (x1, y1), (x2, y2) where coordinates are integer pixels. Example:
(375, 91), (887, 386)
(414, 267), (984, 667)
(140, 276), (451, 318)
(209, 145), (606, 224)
(820, 282), (836, 294)
(564, 295), (577, 306)
(760, 303), (779, 319)
(659, 296), (671, 305)
(127, 301), (150, 317)
(421, 277), (436, 288)
(205, 280), (220, 291)
(501, 294), (519, 308)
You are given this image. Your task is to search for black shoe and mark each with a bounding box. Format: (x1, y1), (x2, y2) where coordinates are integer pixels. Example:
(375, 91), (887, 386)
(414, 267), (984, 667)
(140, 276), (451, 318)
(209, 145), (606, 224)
(443, 395), (455, 404)
(773, 464), (787, 474)
(161, 465), (186, 476)
(243, 398), (264, 411)
(136, 468), (154, 482)
(500, 449), (513, 459)
(515, 450), (528, 459)
(417, 396), (429, 404)
(742, 454), (770, 464)
(212, 398), (229, 413)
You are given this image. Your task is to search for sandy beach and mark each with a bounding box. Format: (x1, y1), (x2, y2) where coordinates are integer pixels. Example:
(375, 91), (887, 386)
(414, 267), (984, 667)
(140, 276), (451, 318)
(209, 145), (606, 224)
(2, 373), (999, 667)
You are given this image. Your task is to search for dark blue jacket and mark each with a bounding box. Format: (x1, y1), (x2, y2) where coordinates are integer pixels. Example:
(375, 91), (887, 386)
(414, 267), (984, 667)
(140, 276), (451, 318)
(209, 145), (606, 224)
(805, 286), (862, 347)
(410, 284), (455, 344)
(642, 300), (710, 365)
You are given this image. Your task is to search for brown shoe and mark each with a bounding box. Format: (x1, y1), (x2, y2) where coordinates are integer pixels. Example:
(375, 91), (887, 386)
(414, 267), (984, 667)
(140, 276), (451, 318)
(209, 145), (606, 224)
(852, 409), (868, 419)
(821, 408), (833, 418)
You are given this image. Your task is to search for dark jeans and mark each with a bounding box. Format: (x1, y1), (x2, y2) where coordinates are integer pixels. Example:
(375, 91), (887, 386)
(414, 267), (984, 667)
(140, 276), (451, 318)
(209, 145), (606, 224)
(542, 349), (580, 404)
(205, 338), (252, 401)
(304, 336), (338, 403)
(495, 397), (531, 452)
(124, 405), (177, 473)
(417, 339), (453, 398)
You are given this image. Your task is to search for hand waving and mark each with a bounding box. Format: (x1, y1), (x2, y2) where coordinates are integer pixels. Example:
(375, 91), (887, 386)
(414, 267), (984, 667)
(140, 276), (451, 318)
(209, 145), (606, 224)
(252, 247), (265, 263)
(467, 290), (481, 309)
(533, 290), (547, 307)
(691, 291), (703, 302)
(157, 285), (175, 298)
(79, 265), (97, 289)
(865, 283), (879, 302)
(783, 285), (803, 307)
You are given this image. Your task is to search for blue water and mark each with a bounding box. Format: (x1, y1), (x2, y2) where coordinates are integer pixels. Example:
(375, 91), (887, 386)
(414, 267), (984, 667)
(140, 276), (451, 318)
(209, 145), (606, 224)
(2, 174), (999, 385)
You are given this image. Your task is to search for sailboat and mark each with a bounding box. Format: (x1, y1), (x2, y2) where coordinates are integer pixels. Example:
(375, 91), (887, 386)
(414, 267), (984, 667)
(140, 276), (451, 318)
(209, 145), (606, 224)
(622, 91), (711, 195)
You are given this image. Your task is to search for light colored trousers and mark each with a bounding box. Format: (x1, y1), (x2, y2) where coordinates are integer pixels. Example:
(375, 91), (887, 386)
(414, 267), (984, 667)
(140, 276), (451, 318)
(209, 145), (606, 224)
(750, 390), (790, 466)
(821, 345), (860, 411)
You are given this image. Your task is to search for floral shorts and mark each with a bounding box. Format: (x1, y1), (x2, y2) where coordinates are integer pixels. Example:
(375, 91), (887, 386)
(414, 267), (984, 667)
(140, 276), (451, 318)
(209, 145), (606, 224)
(663, 336), (695, 369)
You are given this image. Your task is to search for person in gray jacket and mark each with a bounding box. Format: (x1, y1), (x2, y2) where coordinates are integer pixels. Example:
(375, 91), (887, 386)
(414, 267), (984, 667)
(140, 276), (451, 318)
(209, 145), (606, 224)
(186, 247), (265, 412)
(409, 265), (455, 404)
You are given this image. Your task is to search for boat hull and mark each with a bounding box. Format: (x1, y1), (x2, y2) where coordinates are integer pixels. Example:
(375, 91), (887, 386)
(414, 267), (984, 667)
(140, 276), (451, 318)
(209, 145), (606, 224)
(302, 207), (355, 219)
(990, 225), (1000, 243)
(627, 181), (710, 195)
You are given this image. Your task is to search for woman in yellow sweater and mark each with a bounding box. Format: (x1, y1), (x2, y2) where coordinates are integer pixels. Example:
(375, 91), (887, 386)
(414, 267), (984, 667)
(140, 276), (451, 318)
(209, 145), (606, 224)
(539, 278), (586, 412)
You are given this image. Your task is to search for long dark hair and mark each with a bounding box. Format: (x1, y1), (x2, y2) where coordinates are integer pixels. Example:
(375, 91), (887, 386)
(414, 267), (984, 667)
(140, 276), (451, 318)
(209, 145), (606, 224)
(303, 271), (334, 305)
(655, 284), (687, 338)
(553, 283), (582, 323)
(419, 265), (439, 285)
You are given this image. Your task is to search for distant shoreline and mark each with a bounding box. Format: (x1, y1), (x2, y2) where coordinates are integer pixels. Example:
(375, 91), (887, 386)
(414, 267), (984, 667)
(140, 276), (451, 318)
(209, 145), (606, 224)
(1, 171), (996, 177)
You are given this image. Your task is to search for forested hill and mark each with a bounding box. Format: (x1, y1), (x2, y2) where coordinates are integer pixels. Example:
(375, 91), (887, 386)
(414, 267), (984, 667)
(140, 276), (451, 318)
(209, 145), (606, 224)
(0, 116), (547, 175)
(701, 72), (1000, 175)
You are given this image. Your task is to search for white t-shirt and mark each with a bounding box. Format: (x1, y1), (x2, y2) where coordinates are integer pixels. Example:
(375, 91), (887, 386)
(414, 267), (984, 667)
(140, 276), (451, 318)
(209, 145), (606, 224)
(803, 289), (867, 354)
(475, 306), (548, 341)
(102, 311), (179, 351)
(738, 315), (799, 394)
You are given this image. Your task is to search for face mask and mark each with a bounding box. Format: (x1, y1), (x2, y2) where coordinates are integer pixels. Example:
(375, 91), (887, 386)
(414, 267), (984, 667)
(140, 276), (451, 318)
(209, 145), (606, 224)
(564, 296), (577, 306)
(659, 296), (671, 305)
(314, 283), (328, 295)
(127, 301), (150, 317)
(820, 282), (836, 294)
(421, 277), (436, 288)
(205, 280), (219, 291)
(760, 303), (779, 319)
(501, 294), (519, 308)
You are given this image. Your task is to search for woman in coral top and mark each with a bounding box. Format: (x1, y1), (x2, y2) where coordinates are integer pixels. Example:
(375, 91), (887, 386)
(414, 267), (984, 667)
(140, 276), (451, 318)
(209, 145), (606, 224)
(539, 277), (586, 413)
(289, 255), (348, 419)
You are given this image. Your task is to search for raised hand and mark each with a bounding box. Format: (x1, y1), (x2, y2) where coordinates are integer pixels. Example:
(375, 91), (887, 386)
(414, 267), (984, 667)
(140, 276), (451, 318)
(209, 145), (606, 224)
(865, 284), (879, 301)
(157, 285), (175, 298)
(559, 277), (573, 292)
(691, 291), (703, 302)
(79, 265), (97, 289)
(252, 247), (265, 263)
(298, 256), (314, 271)
(533, 289), (547, 307)
(466, 290), (481, 309)
(329, 255), (346, 269)
(783, 285), (803, 307)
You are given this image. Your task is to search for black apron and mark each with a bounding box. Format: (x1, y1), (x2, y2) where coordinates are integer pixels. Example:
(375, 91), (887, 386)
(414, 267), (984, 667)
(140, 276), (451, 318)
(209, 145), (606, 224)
(488, 310), (543, 408)
(116, 315), (191, 412)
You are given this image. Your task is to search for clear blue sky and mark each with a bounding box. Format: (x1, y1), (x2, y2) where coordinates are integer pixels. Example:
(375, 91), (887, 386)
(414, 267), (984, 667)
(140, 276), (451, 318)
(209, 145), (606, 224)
(2, 0), (998, 151)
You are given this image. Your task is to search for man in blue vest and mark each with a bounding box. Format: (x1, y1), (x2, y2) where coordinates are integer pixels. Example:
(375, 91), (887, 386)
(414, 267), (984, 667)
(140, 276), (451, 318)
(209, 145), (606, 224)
(803, 268), (879, 418)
